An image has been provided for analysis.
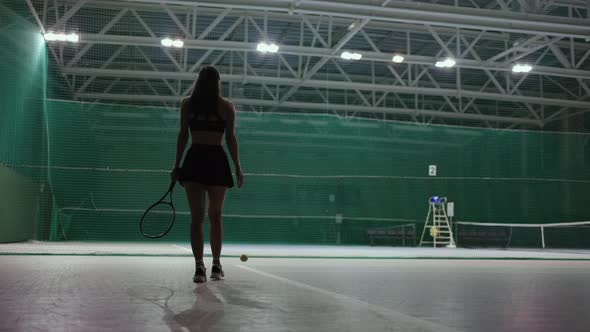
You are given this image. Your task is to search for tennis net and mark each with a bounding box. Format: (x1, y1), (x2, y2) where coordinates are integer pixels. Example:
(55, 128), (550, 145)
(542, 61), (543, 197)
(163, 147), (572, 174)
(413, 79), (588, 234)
(455, 221), (590, 249)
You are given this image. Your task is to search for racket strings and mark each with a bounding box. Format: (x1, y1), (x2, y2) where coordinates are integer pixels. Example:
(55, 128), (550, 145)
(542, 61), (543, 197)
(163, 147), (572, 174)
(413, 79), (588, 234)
(141, 202), (175, 237)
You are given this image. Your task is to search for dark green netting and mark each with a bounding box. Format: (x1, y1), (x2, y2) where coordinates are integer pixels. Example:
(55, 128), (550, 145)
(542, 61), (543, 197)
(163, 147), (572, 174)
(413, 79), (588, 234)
(32, 100), (589, 247)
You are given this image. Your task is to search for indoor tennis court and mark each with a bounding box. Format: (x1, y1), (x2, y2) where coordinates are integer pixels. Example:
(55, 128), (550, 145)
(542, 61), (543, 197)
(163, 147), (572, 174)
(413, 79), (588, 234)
(1, 0), (590, 331)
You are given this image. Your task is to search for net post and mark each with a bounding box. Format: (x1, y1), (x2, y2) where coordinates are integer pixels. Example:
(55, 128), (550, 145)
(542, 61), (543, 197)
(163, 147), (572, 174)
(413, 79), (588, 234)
(454, 222), (459, 247)
(541, 226), (545, 249)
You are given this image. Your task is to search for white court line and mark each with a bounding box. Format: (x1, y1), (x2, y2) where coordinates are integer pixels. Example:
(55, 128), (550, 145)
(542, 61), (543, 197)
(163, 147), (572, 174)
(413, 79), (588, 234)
(236, 265), (457, 332)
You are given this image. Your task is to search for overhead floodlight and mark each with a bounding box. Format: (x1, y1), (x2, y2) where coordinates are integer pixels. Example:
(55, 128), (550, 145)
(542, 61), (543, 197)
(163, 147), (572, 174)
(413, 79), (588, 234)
(435, 58), (456, 68)
(392, 54), (405, 63)
(257, 42), (279, 53)
(268, 44), (279, 53)
(172, 39), (184, 48)
(512, 63), (532, 73)
(66, 33), (79, 43)
(340, 51), (362, 60)
(161, 38), (173, 47)
(161, 38), (184, 48)
(44, 31), (79, 43)
(43, 32), (58, 41)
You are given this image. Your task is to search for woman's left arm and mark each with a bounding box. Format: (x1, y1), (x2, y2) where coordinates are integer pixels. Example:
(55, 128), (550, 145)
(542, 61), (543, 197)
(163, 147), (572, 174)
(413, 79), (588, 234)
(173, 99), (189, 173)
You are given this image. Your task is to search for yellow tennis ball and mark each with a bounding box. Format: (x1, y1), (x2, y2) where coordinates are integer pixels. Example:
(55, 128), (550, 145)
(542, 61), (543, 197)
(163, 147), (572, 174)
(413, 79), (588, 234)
(429, 227), (438, 237)
(240, 254), (248, 262)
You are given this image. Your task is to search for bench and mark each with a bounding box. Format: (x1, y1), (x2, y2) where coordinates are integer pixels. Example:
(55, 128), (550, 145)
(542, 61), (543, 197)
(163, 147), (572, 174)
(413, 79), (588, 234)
(456, 228), (511, 248)
(367, 223), (416, 247)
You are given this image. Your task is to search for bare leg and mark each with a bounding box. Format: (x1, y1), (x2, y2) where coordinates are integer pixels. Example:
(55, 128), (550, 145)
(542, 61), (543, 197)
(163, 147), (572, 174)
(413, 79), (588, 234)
(184, 182), (207, 264)
(207, 186), (227, 260)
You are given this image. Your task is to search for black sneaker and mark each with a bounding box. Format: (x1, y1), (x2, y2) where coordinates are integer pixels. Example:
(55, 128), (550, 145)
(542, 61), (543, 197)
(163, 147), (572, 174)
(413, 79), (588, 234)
(210, 264), (224, 280)
(193, 266), (207, 283)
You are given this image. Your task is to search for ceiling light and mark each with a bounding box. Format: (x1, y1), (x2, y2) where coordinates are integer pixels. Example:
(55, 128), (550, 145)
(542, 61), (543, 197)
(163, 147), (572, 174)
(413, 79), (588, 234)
(392, 54), (405, 63)
(512, 63), (532, 73)
(172, 39), (184, 48)
(66, 33), (79, 43)
(341, 51), (362, 60)
(257, 42), (279, 53)
(44, 31), (79, 43)
(43, 32), (58, 41)
(435, 58), (456, 68)
(161, 38), (173, 47)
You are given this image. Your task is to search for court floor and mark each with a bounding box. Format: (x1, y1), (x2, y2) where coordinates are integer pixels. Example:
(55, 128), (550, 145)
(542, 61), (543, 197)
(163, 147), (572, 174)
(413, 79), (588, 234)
(1, 251), (589, 331)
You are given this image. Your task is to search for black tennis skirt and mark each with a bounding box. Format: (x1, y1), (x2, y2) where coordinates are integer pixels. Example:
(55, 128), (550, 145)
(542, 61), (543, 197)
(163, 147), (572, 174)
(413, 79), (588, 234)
(180, 144), (234, 188)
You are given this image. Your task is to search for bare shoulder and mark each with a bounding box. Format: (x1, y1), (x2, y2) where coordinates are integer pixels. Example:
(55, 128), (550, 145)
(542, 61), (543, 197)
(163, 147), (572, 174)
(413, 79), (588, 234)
(220, 97), (235, 110)
(180, 97), (190, 111)
(181, 97), (190, 107)
(220, 98), (236, 117)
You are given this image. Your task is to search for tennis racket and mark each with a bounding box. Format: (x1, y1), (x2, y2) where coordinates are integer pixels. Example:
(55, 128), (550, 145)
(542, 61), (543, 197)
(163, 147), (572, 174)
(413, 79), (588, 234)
(140, 180), (176, 238)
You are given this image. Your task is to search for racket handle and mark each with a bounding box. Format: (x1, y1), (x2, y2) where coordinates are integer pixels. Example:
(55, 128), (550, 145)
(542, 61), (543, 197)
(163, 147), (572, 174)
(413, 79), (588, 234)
(167, 180), (176, 192)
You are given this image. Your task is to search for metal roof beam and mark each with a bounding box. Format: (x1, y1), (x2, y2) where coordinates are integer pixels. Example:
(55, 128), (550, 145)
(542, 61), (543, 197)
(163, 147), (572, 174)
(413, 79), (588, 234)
(102, 0), (590, 38)
(61, 0), (590, 53)
(73, 92), (543, 126)
(77, 34), (590, 81)
(62, 67), (590, 109)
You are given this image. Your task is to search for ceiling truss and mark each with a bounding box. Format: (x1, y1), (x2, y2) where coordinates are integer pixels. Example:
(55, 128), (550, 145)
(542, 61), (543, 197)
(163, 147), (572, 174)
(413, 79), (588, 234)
(23, 0), (590, 130)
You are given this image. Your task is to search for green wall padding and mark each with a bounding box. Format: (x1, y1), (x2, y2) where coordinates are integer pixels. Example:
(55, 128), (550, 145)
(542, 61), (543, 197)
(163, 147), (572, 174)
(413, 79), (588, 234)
(0, 164), (37, 242)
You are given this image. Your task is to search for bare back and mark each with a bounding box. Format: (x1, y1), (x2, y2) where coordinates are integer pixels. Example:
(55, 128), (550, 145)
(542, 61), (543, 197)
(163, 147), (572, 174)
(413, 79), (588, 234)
(182, 97), (235, 146)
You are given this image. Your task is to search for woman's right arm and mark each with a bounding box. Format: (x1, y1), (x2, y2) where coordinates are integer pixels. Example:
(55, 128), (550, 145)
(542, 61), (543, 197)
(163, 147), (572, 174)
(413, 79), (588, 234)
(225, 101), (244, 188)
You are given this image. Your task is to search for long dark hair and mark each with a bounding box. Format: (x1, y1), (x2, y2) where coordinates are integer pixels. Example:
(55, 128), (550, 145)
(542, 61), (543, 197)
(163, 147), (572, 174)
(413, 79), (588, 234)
(188, 65), (220, 118)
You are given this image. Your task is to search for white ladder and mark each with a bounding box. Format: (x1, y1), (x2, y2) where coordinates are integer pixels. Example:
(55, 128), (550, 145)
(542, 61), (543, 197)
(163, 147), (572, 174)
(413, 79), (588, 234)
(419, 197), (456, 248)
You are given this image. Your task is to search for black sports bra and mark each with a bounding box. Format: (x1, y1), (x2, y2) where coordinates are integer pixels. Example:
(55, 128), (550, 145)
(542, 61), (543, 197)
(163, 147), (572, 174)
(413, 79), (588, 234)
(186, 101), (226, 133)
(189, 116), (226, 133)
